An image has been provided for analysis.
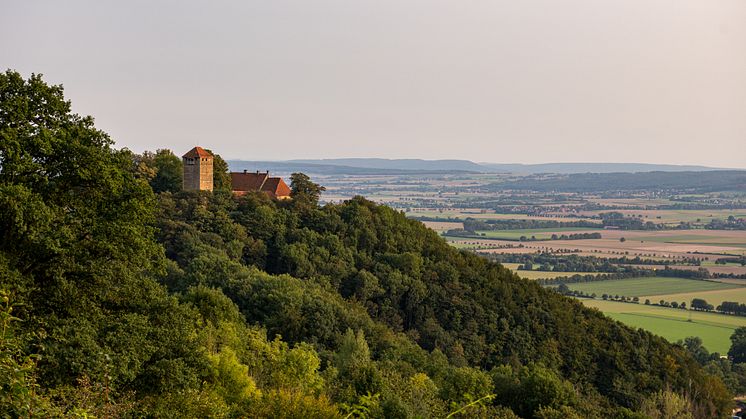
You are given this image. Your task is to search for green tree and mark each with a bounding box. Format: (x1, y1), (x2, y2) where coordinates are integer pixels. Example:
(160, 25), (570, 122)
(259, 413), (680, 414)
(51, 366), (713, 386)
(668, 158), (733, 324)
(151, 149), (183, 192)
(290, 172), (325, 204)
(729, 327), (746, 363)
(334, 329), (380, 397)
(639, 390), (693, 419)
(206, 149), (231, 192)
(0, 70), (205, 400)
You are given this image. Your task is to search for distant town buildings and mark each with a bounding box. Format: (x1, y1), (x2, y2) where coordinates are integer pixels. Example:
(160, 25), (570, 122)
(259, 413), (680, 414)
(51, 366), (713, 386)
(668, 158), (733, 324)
(182, 146), (291, 199)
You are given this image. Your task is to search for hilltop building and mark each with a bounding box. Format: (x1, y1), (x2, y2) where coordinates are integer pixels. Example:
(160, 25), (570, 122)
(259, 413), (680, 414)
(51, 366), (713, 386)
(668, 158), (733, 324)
(182, 146), (213, 191)
(230, 170), (291, 199)
(181, 146), (291, 199)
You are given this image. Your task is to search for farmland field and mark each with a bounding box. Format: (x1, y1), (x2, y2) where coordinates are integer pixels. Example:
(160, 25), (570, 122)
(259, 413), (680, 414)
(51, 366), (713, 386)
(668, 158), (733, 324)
(405, 209), (599, 222)
(642, 287), (746, 309)
(566, 277), (741, 297)
(475, 228), (601, 241)
(569, 209), (746, 224)
(421, 220), (463, 232)
(502, 263), (596, 280)
(581, 299), (746, 353)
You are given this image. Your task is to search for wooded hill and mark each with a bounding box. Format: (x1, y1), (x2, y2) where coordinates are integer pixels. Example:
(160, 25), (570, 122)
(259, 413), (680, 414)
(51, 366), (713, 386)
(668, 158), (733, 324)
(0, 70), (734, 418)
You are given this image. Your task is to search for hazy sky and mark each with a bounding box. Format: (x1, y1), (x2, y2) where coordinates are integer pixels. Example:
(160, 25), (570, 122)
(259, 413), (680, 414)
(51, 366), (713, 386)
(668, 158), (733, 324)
(2, 1), (745, 166)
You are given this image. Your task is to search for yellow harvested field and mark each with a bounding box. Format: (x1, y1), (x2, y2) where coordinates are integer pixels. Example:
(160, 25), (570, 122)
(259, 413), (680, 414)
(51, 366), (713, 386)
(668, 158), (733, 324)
(642, 287), (746, 308)
(568, 209), (746, 224)
(421, 221), (463, 231)
(474, 229), (746, 260)
(501, 263), (594, 280)
(669, 265), (746, 276)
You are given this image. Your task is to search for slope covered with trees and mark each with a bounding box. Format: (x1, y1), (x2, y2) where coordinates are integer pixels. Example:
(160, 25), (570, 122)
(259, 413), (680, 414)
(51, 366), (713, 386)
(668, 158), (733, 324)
(0, 70), (734, 417)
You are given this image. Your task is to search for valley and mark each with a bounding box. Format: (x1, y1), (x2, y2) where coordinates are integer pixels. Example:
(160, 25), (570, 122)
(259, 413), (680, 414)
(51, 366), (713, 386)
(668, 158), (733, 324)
(305, 171), (746, 354)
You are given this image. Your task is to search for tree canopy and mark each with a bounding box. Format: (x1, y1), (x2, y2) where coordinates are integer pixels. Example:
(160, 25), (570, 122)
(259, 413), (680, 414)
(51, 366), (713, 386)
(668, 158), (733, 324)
(0, 70), (736, 418)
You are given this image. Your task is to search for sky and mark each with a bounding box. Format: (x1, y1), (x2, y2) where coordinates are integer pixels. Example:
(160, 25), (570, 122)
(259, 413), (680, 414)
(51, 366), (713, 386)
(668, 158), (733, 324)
(2, 0), (745, 167)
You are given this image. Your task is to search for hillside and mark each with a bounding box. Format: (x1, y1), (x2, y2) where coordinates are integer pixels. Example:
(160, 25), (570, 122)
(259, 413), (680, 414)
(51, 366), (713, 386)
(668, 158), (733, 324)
(0, 71), (734, 418)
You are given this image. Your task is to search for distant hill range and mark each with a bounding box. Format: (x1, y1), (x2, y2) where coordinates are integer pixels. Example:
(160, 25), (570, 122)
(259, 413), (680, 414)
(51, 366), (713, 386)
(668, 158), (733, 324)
(227, 160), (477, 175)
(479, 162), (726, 174)
(229, 158), (730, 175)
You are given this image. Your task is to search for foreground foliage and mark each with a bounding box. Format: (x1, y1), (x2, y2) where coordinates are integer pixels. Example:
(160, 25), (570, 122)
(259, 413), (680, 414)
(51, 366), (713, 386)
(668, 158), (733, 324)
(0, 70), (736, 417)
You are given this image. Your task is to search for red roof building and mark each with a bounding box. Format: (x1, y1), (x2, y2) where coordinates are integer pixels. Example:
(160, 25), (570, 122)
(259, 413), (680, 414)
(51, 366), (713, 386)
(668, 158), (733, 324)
(230, 170), (291, 199)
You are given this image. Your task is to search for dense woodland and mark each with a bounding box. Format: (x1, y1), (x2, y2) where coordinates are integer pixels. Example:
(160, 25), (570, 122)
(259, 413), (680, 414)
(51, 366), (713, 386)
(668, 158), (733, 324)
(0, 71), (740, 417)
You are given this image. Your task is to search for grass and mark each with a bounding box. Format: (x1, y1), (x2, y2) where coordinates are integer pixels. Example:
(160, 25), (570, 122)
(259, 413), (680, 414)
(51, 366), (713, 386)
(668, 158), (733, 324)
(476, 228), (601, 241)
(634, 234), (746, 248)
(566, 277), (740, 297)
(580, 299), (746, 354)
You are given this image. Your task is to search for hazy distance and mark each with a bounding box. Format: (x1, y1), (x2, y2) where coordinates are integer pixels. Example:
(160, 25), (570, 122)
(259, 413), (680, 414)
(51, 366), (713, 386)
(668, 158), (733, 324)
(2, 0), (745, 167)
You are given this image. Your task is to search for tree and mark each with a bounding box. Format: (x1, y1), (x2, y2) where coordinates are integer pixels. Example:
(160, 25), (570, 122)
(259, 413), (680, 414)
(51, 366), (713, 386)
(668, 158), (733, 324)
(639, 390), (693, 419)
(289, 172), (325, 204)
(619, 237), (626, 243)
(728, 327), (746, 363)
(681, 336), (710, 364)
(691, 298), (710, 311)
(0, 70), (204, 398)
(151, 149), (183, 192)
(0, 70), (163, 281)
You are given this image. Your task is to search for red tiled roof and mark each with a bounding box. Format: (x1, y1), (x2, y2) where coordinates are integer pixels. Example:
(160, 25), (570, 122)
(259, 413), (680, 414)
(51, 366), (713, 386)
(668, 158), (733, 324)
(261, 177), (291, 198)
(231, 172), (268, 191)
(182, 146), (212, 158)
(230, 171), (291, 199)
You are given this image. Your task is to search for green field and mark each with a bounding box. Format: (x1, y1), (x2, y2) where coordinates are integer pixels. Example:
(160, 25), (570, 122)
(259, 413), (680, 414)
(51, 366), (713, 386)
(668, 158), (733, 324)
(581, 299), (746, 353)
(633, 233), (746, 248)
(566, 277), (740, 297)
(476, 228), (601, 241)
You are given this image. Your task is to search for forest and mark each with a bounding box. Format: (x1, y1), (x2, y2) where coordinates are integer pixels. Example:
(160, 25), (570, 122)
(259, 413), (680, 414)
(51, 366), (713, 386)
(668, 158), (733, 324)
(0, 71), (738, 417)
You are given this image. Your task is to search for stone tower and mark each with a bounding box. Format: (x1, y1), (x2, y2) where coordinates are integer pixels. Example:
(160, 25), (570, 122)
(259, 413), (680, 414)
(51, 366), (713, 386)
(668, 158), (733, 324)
(182, 146), (213, 191)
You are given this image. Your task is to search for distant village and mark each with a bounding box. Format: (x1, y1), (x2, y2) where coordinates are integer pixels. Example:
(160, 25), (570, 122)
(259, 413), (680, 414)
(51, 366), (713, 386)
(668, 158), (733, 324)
(182, 146), (291, 199)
